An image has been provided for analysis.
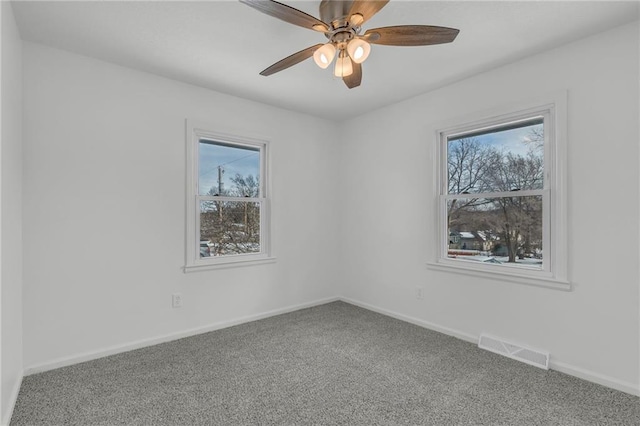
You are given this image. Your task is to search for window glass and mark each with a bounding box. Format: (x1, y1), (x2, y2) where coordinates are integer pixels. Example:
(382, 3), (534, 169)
(447, 119), (544, 194)
(447, 196), (543, 269)
(200, 200), (261, 257)
(198, 140), (260, 197)
(443, 117), (546, 271)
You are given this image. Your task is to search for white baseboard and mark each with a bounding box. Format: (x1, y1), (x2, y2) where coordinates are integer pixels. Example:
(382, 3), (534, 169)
(339, 296), (640, 397)
(339, 297), (478, 344)
(24, 297), (338, 376)
(549, 360), (639, 397)
(1, 374), (23, 426)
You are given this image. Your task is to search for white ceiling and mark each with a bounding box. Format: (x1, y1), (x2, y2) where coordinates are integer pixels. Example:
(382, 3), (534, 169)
(11, 0), (640, 121)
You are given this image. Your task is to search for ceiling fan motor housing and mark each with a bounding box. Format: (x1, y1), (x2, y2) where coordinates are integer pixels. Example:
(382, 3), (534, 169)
(319, 1), (361, 49)
(319, 0), (352, 25)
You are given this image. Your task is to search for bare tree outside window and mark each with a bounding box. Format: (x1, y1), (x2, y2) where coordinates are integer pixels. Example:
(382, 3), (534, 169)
(199, 141), (263, 257)
(186, 122), (272, 270)
(446, 119), (544, 268)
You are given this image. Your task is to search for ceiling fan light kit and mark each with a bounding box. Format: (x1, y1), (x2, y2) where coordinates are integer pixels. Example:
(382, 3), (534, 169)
(346, 38), (370, 64)
(239, 0), (460, 89)
(313, 43), (337, 69)
(334, 50), (353, 77)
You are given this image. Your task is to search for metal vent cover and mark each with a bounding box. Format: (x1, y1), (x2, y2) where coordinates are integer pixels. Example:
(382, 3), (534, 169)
(478, 334), (549, 370)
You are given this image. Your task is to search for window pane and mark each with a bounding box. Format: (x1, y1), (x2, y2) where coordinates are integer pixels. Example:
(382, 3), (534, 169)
(447, 196), (543, 270)
(447, 119), (544, 194)
(200, 200), (261, 256)
(199, 140), (260, 196)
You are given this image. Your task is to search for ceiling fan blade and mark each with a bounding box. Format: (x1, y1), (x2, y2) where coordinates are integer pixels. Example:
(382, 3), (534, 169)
(260, 44), (324, 76)
(240, 0), (329, 32)
(343, 62), (362, 89)
(348, 0), (389, 25)
(364, 25), (459, 46)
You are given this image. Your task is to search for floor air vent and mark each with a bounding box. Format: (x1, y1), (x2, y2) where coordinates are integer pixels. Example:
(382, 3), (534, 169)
(478, 334), (549, 370)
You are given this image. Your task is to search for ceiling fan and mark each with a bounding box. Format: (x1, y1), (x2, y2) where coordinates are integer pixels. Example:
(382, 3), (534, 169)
(239, 0), (460, 89)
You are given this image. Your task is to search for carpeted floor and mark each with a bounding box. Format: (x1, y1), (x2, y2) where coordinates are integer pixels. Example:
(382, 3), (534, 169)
(10, 301), (640, 425)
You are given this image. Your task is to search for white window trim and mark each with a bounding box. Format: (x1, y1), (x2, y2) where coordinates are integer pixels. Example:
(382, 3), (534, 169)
(427, 92), (569, 290)
(184, 120), (275, 272)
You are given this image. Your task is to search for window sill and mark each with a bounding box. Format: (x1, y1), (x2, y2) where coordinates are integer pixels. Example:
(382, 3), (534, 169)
(184, 256), (277, 273)
(426, 260), (571, 291)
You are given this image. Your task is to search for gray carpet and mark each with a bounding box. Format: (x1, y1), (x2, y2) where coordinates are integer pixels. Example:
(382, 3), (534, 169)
(11, 301), (640, 425)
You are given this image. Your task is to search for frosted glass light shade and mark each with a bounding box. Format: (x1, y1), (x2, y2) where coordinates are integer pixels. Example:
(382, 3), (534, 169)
(313, 43), (337, 69)
(333, 54), (353, 77)
(346, 38), (371, 64)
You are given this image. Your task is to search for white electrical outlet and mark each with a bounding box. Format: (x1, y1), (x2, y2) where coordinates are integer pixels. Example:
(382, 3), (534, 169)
(172, 293), (183, 308)
(416, 286), (424, 300)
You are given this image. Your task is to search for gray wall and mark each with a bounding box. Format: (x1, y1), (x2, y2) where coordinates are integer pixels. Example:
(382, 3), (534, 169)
(1, 1), (23, 424)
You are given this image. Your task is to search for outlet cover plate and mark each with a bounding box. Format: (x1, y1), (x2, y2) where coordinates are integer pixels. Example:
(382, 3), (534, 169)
(172, 293), (183, 308)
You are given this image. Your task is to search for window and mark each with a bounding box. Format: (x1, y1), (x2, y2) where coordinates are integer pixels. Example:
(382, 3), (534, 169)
(430, 96), (568, 289)
(185, 121), (273, 271)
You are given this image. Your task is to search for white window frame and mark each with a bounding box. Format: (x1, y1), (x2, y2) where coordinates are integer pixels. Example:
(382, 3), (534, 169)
(184, 120), (274, 272)
(427, 93), (569, 290)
